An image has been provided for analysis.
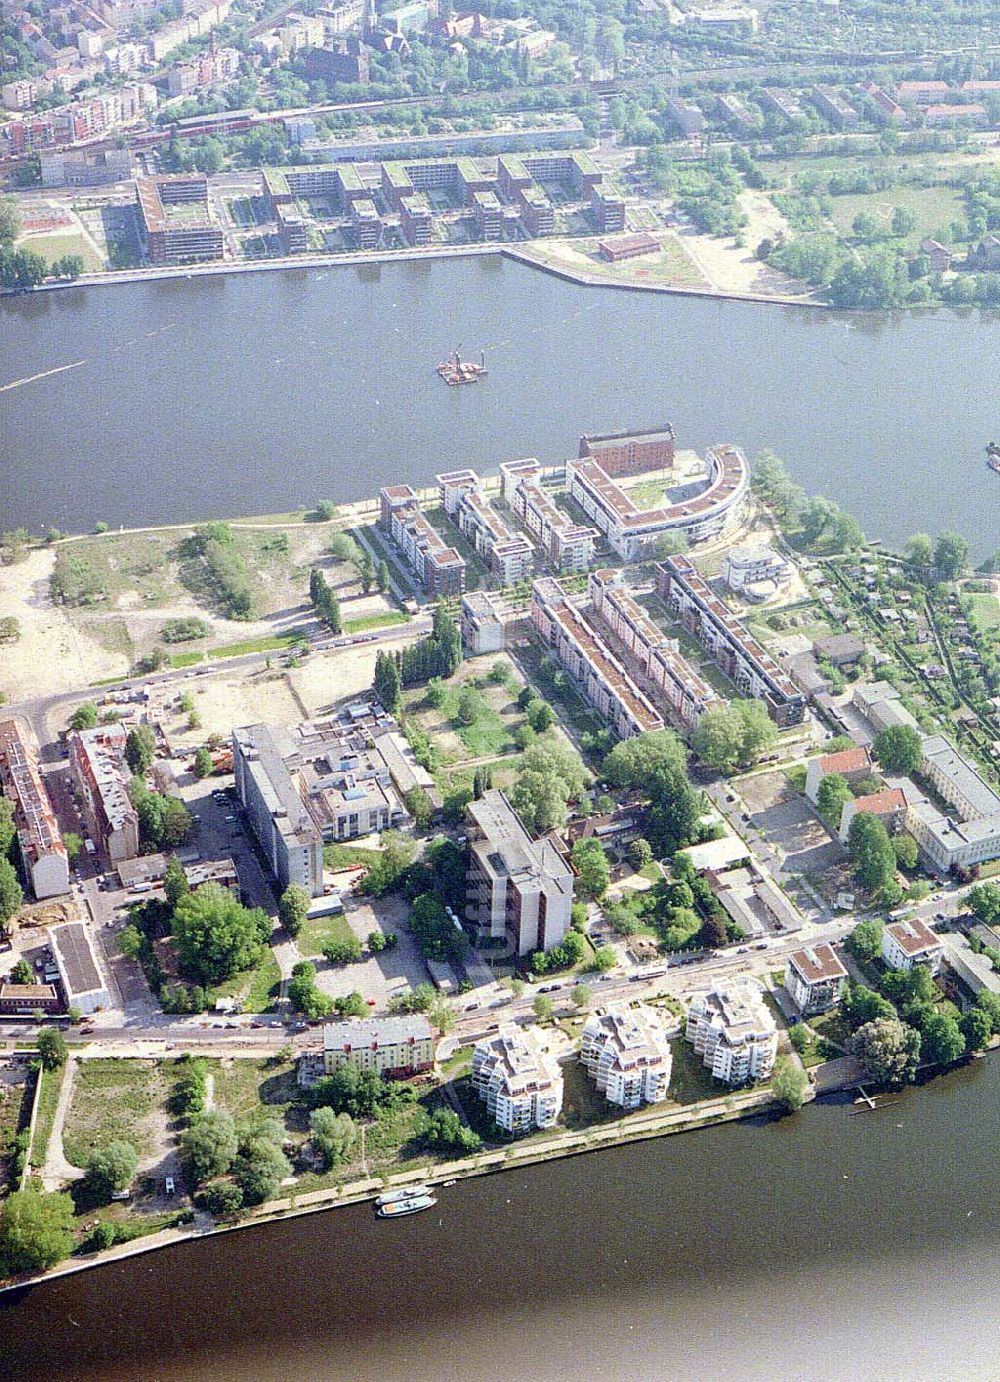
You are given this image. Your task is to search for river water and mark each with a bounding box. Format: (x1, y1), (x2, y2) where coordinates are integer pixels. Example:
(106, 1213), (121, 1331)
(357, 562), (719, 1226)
(2, 256), (1000, 554)
(2, 1057), (999, 1382)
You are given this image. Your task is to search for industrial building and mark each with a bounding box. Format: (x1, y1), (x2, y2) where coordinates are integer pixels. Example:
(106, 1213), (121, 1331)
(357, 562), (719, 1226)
(51, 921), (111, 1015)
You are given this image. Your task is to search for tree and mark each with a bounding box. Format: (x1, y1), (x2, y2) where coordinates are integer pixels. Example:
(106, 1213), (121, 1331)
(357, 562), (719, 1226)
(193, 747), (214, 780)
(842, 980), (896, 1031)
(816, 772), (852, 831)
(404, 786), (433, 831)
(691, 700), (776, 773)
(164, 856), (189, 910)
(772, 1056), (808, 1111)
(526, 699), (556, 732)
(646, 764), (702, 857)
(373, 650), (402, 714)
(845, 917), (883, 966)
(603, 730), (686, 789)
(361, 831), (416, 896)
(847, 813), (897, 893)
(37, 1027), (67, 1071)
(422, 1107), (481, 1154)
(117, 923), (143, 960)
(905, 533), (934, 567)
(427, 995), (456, 1035)
(171, 883), (271, 985)
(233, 1137), (290, 1206)
(891, 206), (917, 237)
(0, 1190), (75, 1276)
(850, 1016), (921, 1085)
(934, 531), (969, 580)
(969, 882), (1000, 927)
(86, 1140), (138, 1200)
(288, 961), (334, 1019)
(278, 884), (310, 939)
(69, 703), (99, 731)
(0, 859), (22, 932)
(125, 725), (156, 776)
(378, 559), (389, 593)
(961, 1005), (992, 1052)
(571, 983), (593, 1009)
(0, 798), (15, 858)
(322, 936), (363, 965)
(893, 834), (918, 871)
(921, 1012), (965, 1066)
(627, 838), (653, 870)
(571, 839), (610, 899)
(852, 210), (882, 241)
(198, 1180), (244, 1217)
(181, 1109), (238, 1182)
(591, 945), (617, 973)
(357, 551), (375, 594)
(334, 991), (368, 1018)
(10, 958), (32, 985)
(974, 990), (1000, 1036)
(309, 1107), (356, 1169)
(532, 993), (554, 1021)
(872, 724), (923, 775)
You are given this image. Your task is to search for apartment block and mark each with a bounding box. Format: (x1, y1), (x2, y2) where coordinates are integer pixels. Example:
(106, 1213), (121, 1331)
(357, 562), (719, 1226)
(588, 568), (720, 729)
(811, 85), (860, 127)
(233, 720), (405, 895)
(531, 578), (664, 741)
(685, 977), (778, 1085)
(590, 185), (625, 233)
(0, 720), (68, 899)
(580, 1002), (674, 1108)
(351, 197), (382, 248)
(69, 724), (139, 865)
(135, 175), (223, 265)
(437, 469), (533, 586)
(473, 188), (504, 239)
(323, 1015), (435, 1076)
(400, 192), (433, 246)
(882, 918), (943, 975)
(664, 95), (705, 136)
(901, 735), (1000, 873)
(759, 88), (802, 123)
(379, 485), (465, 597)
(465, 789), (574, 956)
(472, 1023), (563, 1132)
(567, 437), (748, 560)
(277, 204), (308, 253)
(39, 146), (133, 186)
(838, 787), (907, 844)
(460, 591), (506, 655)
(852, 681), (919, 735)
(804, 745), (873, 804)
(499, 459), (596, 572)
(721, 545), (791, 595)
(656, 555), (805, 726)
(785, 943), (847, 1015)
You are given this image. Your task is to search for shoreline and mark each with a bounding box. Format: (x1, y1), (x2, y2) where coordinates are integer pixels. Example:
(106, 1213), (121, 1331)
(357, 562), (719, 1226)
(0, 1078), (799, 1299)
(4, 239), (830, 311)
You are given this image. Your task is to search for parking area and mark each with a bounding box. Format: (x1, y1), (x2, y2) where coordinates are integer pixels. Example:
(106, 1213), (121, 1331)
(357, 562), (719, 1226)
(736, 769), (847, 883)
(309, 893), (432, 1009)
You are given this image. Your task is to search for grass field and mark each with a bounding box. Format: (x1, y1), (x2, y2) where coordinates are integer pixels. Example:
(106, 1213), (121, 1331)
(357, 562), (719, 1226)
(208, 948), (283, 1014)
(823, 183), (964, 248)
(343, 610), (409, 635)
(298, 910), (356, 958)
(323, 841), (382, 872)
(29, 1063), (65, 1170)
(24, 230), (104, 272)
(967, 591), (1000, 633)
(62, 1059), (172, 1167)
(210, 1057), (301, 1128)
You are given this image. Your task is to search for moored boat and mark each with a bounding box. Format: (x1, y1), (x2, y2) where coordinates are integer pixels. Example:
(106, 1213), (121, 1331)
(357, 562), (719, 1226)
(375, 1183), (431, 1208)
(376, 1193), (437, 1219)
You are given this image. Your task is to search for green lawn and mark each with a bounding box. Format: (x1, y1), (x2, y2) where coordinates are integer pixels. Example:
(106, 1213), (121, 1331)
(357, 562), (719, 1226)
(62, 1059), (173, 1167)
(31, 1062), (66, 1168)
(210, 1057), (301, 1129)
(323, 841), (382, 872)
(25, 230), (105, 273)
(209, 948), (282, 1014)
(298, 911), (356, 958)
(967, 591), (1000, 633)
(824, 182), (964, 249)
(343, 610), (409, 635)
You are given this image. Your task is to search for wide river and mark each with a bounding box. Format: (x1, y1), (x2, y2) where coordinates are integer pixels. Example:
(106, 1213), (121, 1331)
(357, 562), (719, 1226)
(2, 1057), (1000, 1382)
(2, 255), (1000, 554)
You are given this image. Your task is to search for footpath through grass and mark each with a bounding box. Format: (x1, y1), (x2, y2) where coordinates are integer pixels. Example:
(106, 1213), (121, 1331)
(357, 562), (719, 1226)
(29, 1063), (65, 1171)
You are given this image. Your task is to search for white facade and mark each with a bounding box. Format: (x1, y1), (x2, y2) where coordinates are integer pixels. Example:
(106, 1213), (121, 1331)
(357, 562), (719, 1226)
(721, 545), (790, 593)
(472, 1023), (563, 1132)
(881, 919), (943, 975)
(785, 944), (847, 1015)
(580, 1002), (674, 1108)
(685, 977), (777, 1085)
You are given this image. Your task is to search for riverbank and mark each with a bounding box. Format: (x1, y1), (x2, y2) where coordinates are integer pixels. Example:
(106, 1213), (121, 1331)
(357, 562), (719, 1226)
(7, 237), (828, 311)
(0, 1074), (802, 1299)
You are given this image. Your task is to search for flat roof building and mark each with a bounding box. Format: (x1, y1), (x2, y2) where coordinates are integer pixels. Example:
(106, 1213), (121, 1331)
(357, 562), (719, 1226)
(785, 943), (847, 1014)
(657, 555), (805, 726)
(437, 469), (533, 587)
(581, 1002), (674, 1108)
(50, 921), (111, 1015)
(69, 723), (139, 865)
(379, 485), (465, 597)
(0, 719), (68, 900)
(531, 578), (664, 741)
(472, 1022), (563, 1132)
(589, 567), (720, 729)
(460, 591), (506, 655)
(685, 976), (777, 1086)
(135, 175), (223, 265)
(322, 1014), (435, 1076)
(466, 788), (574, 956)
(882, 918), (943, 975)
(499, 458), (596, 573)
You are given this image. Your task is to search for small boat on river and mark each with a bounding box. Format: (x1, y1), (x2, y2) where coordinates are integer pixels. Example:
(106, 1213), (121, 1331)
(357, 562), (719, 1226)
(376, 1193), (437, 1219)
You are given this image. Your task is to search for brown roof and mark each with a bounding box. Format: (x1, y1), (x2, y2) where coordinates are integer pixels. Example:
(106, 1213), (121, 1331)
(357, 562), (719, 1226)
(852, 787), (906, 814)
(788, 943), (847, 984)
(886, 917), (941, 956)
(0, 982), (58, 1000)
(818, 746), (871, 775)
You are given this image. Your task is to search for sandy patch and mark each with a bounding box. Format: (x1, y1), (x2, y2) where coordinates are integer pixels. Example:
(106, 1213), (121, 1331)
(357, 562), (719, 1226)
(680, 191), (808, 297)
(0, 549), (125, 700)
(290, 628), (422, 718)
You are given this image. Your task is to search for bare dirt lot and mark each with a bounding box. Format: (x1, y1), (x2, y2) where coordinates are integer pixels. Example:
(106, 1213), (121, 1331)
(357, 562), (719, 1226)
(738, 770), (847, 885)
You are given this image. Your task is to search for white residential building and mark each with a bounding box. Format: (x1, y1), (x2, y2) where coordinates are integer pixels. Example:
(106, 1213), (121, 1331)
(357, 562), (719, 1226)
(881, 918), (943, 975)
(323, 1015), (435, 1076)
(721, 545), (791, 596)
(580, 1002), (674, 1108)
(531, 577), (664, 741)
(499, 458), (597, 572)
(472, 1023), (563, 1132)
(0, 719), (68, 899)
(460, 591), (505, 655)
(685, 977), (778, 1085)
(437, 469), (533, 587)
(785, 943), (847, 1014)
(804, 745), (873, 804)
(588, 568), (720, 729)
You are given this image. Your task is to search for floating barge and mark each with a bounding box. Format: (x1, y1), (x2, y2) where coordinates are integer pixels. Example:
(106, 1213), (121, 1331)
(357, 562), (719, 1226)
(437, 349), (487, 386)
